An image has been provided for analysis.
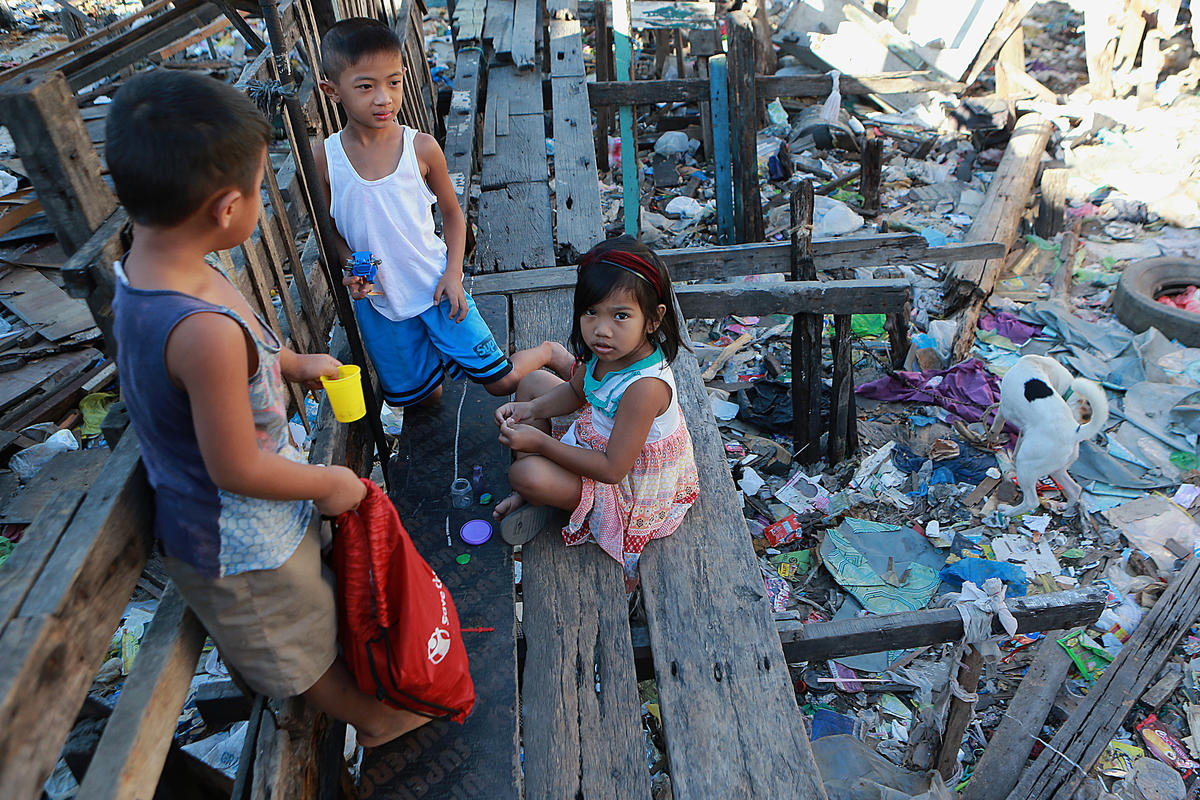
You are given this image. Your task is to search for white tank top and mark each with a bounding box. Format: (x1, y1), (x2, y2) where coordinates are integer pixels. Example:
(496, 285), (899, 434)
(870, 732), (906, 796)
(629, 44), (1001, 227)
(324, 126), (448, 321)
(584, 350), (682, 443)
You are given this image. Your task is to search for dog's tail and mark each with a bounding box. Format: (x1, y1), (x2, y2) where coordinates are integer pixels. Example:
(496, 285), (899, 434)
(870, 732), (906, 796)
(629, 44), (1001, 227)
(1071, 378), (1109, 441)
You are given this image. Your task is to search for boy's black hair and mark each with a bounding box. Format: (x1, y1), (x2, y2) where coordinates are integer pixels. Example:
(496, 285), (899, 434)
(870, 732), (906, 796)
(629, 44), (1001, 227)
(569, 236), (686, 364)
(106, 71), (270, 228)
(320, 18), (404, 81)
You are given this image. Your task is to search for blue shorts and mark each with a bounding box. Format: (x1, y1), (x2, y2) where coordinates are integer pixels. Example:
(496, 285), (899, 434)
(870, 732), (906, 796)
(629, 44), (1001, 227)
(355, 295), (511, 405)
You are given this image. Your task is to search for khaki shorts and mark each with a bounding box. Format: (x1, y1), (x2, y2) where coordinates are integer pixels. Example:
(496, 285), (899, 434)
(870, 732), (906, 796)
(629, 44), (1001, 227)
(164, 527), (338, 698)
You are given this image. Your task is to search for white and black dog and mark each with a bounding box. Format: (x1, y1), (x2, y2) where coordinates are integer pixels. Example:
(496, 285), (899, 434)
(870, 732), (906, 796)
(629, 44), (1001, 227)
(988, 355), (1109, 516)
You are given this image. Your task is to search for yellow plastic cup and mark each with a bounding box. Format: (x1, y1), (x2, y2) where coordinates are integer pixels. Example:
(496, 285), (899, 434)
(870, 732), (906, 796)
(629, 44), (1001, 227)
(321, 365), (366, 423)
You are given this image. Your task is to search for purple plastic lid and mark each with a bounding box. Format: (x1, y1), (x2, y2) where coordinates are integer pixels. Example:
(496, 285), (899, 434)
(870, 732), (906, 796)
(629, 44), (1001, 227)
(460, 519), (492, 546)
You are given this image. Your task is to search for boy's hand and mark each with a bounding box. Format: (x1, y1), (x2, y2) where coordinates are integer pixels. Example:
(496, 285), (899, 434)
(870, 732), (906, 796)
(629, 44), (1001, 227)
(434, 272), (468, 323)
(498, 417), (546, 454)
(316, 466), (368, 516)
(343, 273), (373, 300)
(494, 401), (534, 428)
(292, 354), (342, 391)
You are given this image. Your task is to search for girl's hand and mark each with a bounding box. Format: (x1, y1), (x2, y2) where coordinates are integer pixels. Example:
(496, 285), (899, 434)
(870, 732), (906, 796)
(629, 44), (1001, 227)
(316, 466), (367, 516)
(292, 354), (342, 390)
(343, 273), (373, 300)
(499, 417), (546, 454)
(494, 401), (534, 428)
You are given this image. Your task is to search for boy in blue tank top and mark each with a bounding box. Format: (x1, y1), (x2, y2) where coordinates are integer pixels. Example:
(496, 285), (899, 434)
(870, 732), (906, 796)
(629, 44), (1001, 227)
(313, 18), (574, 407)
(109, 71), (429, 747)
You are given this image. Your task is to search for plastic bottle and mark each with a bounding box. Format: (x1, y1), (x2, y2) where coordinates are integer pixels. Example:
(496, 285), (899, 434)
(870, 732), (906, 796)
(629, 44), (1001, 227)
(470, 465), (486, 503)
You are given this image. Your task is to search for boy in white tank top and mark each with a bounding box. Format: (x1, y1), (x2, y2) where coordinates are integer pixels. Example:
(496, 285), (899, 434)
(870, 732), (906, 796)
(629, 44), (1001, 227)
(313, 19), (573, 406)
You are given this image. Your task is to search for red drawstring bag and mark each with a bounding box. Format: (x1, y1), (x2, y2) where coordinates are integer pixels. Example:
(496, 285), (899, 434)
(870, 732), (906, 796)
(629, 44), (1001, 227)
(332, 479), (475, 722)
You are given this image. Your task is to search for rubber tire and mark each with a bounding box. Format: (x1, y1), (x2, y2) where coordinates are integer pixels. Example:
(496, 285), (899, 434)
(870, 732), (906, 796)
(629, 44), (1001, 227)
(1113, 256), (1200, 347)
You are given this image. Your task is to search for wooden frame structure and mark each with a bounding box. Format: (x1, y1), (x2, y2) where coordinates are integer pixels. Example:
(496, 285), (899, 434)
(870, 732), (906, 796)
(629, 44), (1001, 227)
(0, 0), (434, 795)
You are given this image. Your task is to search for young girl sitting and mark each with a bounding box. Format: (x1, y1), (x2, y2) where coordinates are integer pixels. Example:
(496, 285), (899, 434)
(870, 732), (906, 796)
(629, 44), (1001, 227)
(493, 236), (699, 588)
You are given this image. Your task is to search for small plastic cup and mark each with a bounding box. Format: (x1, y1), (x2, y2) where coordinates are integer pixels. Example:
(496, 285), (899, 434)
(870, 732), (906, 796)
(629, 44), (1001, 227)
(321, 365), (366, 423)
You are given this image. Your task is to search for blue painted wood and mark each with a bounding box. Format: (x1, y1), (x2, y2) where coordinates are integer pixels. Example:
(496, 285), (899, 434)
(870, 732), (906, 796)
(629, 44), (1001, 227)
(709, 54), (734, 245)
(613, 0), (639, 236)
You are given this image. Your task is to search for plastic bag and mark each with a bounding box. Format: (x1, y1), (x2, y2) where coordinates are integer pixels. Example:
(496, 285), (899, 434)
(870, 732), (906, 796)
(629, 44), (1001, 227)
(10, 429), (79, 481)
(813, 196), (864, 236)
(653, 130), (692, 156)
(819, 70), (842, 124)
(665, 195), (704, 219)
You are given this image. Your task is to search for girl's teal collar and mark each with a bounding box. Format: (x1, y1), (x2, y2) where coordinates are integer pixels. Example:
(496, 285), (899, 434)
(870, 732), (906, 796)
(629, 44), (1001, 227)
(586, 347), (665, 382)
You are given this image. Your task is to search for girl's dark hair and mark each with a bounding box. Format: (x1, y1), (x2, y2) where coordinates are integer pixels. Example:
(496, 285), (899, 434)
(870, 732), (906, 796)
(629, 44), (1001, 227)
(568, 236), (687, 364)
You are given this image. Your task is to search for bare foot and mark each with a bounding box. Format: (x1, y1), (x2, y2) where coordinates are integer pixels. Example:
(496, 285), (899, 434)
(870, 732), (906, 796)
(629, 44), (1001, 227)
(499, 503), (553, 546)
(356, 706), (431, 748)
(544, 341), (576, 380)
(493, 491), (526, 522)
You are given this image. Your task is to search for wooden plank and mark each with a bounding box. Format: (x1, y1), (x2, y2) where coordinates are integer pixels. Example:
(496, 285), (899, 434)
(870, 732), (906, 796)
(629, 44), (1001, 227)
(675, 278), (910, 317)
(511, 0), (538, 69)
(471, 237), (1005, 295)
(65, 4), (223, 90)
(961, 630), (1072, 800)
(963, 0), (1038, 84)
(0, 491), (84, 634)
(776, 587), (1105, 664)
(593, 0), (613, 173)
(0, 348), (96, 412)
(445, 48), (484, 217)
(0, 447), (109, 525)
(710, 54), (734, 245)
(262, 163), (324, 346)
(637, 322), (827, 799)
(0, 433), (152, 800)
(613, 0), (639, 235)
(588, 71), (967, 106)
(76, 584), (206, 800)
(549, 18), (604, 258)
(0, 267), (98, 342)
(476, 183), (555, 273)
(484, 0), (515, 54)
(1009, 558), (1200, 800)
(482, 114), (547, 187)
(727, 11), (763, 243)
(0, 70), (117, 255)
(515, 295), (647, 800)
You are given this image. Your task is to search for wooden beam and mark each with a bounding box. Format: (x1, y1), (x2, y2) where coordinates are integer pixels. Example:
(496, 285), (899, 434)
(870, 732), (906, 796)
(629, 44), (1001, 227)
(1010, 558), (1200, 799)
(961, 631), (1072, 800)
(790, 183), (822, 466)
(0, 70), (117, 255)
(675, 279), (910, 318)
(776, 587), (1105, 664)
(827, 313), (857, 464)
(587, 71), (968, 106)
(937, 644), (983, 779)
(962, 0), (1038, 85)
(0, 434), (151, 799)
(709, 54), (734, 244)
(76, 585), (206, 800)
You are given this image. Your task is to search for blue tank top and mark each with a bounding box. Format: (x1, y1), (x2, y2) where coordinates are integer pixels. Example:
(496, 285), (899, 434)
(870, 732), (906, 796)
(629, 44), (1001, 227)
(113, 259), (311, 578)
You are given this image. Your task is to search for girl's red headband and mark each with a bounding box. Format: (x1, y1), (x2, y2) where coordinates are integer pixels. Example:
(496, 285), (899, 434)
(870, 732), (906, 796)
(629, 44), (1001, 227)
(579, 250), (666, 301)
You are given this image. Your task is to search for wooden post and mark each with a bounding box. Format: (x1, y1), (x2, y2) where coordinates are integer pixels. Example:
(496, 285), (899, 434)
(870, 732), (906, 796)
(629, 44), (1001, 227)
(1035, 167), (1067, 239)
(827, 314), (856, 463)
(710, 54), (734, 245)
(612, 0), (639, 235)
(936, 644), (983, 780)
(885, 301), (911, 371)
(961, 631), (1072, 800)
(1083, 3), (1117, 99)
(859, 134), (883, 216)
(0, 70), (117, 255)
(994, 21), (1025, 99)
(1138, 28), (1164, 109)
(727, 10), (764, 244)
(593, 0), (612, 173)
(791, 181), (822, 465)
